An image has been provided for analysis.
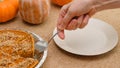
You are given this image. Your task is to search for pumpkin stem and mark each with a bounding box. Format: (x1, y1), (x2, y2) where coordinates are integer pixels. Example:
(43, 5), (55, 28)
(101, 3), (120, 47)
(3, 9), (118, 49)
(0, 0), (4, 2)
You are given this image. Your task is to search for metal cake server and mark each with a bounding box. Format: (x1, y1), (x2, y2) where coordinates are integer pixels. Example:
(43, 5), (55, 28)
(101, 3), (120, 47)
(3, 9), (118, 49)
(31, 31), (59, 52)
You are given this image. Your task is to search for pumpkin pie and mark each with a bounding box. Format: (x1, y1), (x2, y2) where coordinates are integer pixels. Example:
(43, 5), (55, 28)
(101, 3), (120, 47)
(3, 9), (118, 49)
(0, 29), (39, 68)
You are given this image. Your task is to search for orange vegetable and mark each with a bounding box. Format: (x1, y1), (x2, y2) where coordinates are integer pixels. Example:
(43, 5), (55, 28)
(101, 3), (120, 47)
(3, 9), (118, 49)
(51, 0), (72, 6)
(19, 0), (50, 24)
(0, 0), (19, 23)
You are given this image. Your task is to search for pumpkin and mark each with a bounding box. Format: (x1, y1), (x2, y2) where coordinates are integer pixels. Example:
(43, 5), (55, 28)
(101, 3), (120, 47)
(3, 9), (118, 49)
(51, 0), (72, 6)
(19, 0), (50, 24)
(0, 0), (19, 23)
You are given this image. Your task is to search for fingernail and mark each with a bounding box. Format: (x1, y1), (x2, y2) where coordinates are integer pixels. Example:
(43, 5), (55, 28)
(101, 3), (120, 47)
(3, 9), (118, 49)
(59, 32), (65, 40)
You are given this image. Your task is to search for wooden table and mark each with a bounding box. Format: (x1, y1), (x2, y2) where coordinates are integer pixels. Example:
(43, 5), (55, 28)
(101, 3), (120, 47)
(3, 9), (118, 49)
(0, 5), (120, 68)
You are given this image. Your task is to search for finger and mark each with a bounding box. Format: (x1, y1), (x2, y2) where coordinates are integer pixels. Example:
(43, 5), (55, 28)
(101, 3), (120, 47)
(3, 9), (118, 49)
(57, 4), (71, 40)
(59, 4), (71, 18)
(79, 15), (90, 28)
(57, 28), (65, 39)
(66, 19), (78, 30)
(60, 8), (75, 30)
(77, 15), (84, 28)
(57, 3), (71, 30)
(57, 14), (63, 28)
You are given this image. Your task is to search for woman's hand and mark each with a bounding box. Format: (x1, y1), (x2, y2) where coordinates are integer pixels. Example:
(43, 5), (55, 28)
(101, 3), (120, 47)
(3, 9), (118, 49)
(57, 0), (96, 39)
(57, 0), (120, 39)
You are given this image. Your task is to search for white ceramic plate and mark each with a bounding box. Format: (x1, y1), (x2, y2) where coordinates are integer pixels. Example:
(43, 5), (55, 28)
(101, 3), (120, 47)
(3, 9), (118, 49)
(53, 18), (118, 56)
